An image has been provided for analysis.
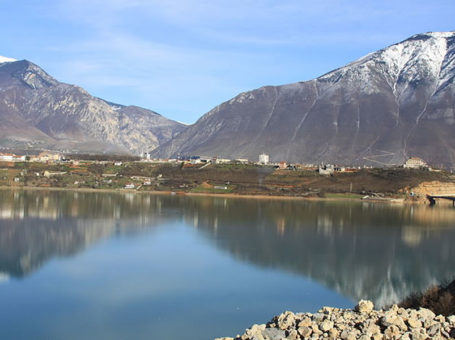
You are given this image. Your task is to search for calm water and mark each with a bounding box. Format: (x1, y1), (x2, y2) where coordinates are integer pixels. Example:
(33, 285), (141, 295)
(1, 190), (455, 339)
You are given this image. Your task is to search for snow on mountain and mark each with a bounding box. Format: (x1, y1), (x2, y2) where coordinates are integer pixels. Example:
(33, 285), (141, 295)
(319, 31), (454, 96)
(0, 56), (17, 63)
(153, 31), (455, 167)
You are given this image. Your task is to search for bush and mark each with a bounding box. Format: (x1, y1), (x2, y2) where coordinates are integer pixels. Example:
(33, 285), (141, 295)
(399, 279), (455, 316)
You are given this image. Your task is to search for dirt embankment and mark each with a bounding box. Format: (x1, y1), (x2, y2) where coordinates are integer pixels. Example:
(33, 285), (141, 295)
(406, 181), (455, 203)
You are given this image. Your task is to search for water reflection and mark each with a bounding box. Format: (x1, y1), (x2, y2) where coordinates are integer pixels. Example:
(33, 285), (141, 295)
(1, 189), (455, 307)
(0, 190), (171, 277)
(190, 199), (455, 306)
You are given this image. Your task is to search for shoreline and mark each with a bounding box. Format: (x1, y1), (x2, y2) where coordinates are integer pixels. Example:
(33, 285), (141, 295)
(0, 185), (414, 204)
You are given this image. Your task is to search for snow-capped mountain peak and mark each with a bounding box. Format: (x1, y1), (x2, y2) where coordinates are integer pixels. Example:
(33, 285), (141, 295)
(419, 31), (455, 39)
(152, 30), (455, 168)
(0, 56), (17, 63)
(316, 30), (455, 100)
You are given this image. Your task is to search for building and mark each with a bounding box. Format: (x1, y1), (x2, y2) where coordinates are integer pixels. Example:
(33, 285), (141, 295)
(190, 157), (202, 165)
(31, 152), (63, 162)
(44, 171), (67, 178)
(0, 153), (14, 162)
(259, 153), (269, 165)
(403, 157), (428, 169)
(278, 162), (287, 170)
(14, 155), (26, 162)
(215, 158), (231, 164)
(318, 164), (335, 175)
(0, 153), (26, 162)
(142, 152), (152, 160)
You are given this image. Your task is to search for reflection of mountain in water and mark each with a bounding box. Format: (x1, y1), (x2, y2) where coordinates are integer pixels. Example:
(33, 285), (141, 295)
(0, 190), (173, 277)
(1, 190), (455, 306)
(181, 198), (455, 306)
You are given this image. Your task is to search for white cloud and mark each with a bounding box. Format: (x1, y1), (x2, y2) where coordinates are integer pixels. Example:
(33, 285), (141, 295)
(27, 0), (455, 123)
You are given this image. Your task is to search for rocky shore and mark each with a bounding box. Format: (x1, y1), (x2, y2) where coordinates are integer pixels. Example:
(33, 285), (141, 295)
(216, 300), (455, 340)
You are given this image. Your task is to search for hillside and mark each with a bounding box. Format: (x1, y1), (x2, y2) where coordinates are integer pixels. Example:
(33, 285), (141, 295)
(0, 59), (185, 154)
(153, 31), (455, 167)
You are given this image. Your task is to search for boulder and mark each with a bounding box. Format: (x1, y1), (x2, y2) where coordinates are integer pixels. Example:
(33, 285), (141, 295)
(355, 300), (374, 314)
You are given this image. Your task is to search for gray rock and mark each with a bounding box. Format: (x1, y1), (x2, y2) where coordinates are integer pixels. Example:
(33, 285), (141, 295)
(411, 329), (428, 340)
(447, 315), (455, 325)
(417, 308), (436, 322)
(287, 329), (299, 340)
(381, 311), (408, 331)
(355, 300), (374, 314)
(311, 324), (322, 335)
(406, 317), (422, 329)
(320, 320), (334, 332)
(277, 311), (295, 330)
(312, 313), (325, 322)
(261, 328), (286, 340)
(400, 332), (412, 340)
(328, 328), (339, 340)
(384, 325), (401, 338)
(219, 304), (454, 340)
(428, 323), (441, 337)
(298, 326), (312, 338)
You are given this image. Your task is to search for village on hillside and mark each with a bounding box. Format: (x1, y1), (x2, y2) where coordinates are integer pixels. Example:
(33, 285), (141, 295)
(0, 149), (448, 203)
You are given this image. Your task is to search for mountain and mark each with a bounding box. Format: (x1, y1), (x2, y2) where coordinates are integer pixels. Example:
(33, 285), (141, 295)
(153, 31), (455, 167)
(0, 58), (185, 154)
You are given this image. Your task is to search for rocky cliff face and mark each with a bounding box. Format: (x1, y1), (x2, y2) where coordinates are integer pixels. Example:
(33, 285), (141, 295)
(0, 59), (185, 154)
(153, 31), (455, 167)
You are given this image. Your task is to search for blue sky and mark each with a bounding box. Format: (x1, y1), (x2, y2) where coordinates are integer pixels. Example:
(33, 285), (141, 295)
(1, 0), (454, 124)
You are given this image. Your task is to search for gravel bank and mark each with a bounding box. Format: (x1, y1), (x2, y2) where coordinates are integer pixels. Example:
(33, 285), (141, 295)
(216, 300), (455, 340)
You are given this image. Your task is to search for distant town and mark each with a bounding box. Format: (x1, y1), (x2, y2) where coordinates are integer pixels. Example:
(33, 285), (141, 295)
(0, 149), (450, 204)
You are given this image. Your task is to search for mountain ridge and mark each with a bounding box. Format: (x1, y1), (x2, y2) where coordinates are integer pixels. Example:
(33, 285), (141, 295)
(153, 30), (455, 167)
(0, 59), (185, 154)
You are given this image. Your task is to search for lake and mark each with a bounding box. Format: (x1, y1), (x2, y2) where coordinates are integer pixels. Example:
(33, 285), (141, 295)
(0, 189), (455, 339)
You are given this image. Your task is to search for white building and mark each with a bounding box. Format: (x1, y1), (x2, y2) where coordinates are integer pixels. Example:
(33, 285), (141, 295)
(259, 153), (269, 165)
(0, 153), (26, 162)
(0, 153), (14, 161)
(318, 164), (335, 175)
(44, 171), (67, 178)
(215, 158), (231, 164)
(34, 152), (63, 162)
(403, 157), (428, 169)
